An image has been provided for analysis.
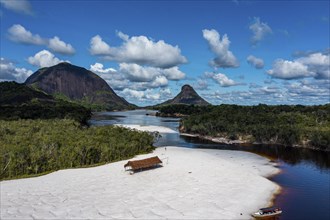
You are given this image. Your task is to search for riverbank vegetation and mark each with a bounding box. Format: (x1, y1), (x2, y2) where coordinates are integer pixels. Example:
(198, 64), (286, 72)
(53, 92), (137, 112)
(153, 104), (212, 117)
(0, 119), (154, 180)
(157, 104), (330, 151)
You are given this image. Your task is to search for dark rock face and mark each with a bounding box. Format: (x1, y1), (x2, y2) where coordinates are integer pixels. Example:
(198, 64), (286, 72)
(162, 84), (210, 105)
(25, 62), (134, 110)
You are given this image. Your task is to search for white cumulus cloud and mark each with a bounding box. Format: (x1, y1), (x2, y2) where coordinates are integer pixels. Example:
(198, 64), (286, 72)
(160, 87), (172, 96)
(146, 92), (161, 100)
(150, 75), (168, 88)
(0, 58), (33, 82)
(120, 88), (167, 104)
(267, 60), (310, 79)
(249, 17), (272, 45)
(89, 35), (111, 55)
(7, 24), (75, 55)
(89, 32), (187, 68)
(202, 29), (239, 68)
(195, 79), (209, 90)
(8, 24), (45, 45)
(90, 62), (129, 90)
(90, 62), (116, 75)
(286, 79), (330, 97)
(90, 62), (184, 91)
(162, 66), (185, 80)
(28, 50), (68, 68)
(118, 63), (184, 83)
(48, 36), (75, 55)
(205, 72), (241, 87)
(296, 52), (330, 79)
(247, 55), (264, 69)
(267, 52), (330, 80)
(119, 63), (160, 82)
(0, 0), (32, 15)
(259, 86), (280, 94)
(122, 88), (145, 99)
(204, 78), (329, 105)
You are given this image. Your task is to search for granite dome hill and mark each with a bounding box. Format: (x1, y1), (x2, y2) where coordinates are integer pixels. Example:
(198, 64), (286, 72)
(25, 62), (134, 110)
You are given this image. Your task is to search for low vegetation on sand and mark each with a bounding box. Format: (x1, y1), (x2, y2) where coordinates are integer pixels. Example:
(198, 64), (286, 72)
(0, 119), (155, 180)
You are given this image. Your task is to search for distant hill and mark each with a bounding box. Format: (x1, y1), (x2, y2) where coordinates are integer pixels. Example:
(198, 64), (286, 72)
(25, 62), (135, 111)
(0, 81), (91, 123)
(158, 84), (210, 106)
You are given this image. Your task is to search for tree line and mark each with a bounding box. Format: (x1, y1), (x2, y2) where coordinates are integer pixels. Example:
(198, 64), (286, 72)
(157, 104), (330, 151)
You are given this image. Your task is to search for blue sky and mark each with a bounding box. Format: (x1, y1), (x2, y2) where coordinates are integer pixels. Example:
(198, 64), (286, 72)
(1, 0), (329, 106)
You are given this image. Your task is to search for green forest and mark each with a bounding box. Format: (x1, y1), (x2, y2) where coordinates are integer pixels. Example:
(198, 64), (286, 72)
(0, 119), (154, 180)
(158, 104), (330, 151)
(0, 82), (91, 124)
(153, 104), (212, 116)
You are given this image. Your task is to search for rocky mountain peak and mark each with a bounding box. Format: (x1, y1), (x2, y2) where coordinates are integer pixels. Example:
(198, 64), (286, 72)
(181, 84), (193, 91)
(159, 84), (210, 106)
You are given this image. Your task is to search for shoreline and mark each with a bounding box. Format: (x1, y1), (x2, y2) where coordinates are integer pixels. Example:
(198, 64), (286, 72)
(180, 132), (245, 145)
(180, 132), (328, 152)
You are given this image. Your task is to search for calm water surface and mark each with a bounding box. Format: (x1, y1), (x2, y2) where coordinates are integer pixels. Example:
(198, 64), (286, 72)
(89, 110), (330, 220)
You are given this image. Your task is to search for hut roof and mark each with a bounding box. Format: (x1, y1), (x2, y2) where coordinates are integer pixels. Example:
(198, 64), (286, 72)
(124, 156), (162, 171)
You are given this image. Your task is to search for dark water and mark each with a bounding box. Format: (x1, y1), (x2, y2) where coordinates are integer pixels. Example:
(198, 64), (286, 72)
(89, 110), (330, 220)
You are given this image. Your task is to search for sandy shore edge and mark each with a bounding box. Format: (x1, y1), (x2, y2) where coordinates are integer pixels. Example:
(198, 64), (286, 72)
(114, 124), (178, 133)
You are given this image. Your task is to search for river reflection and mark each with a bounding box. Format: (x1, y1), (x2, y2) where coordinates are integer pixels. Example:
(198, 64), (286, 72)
(180, 136), (330, 171)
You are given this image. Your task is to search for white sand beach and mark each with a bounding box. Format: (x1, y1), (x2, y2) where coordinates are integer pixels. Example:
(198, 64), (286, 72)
(1, 125), (280, 220)
(115, 124), (178, 133)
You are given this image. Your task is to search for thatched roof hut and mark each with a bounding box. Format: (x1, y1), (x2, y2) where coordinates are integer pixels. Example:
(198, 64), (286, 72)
(124, 156), (163, 172)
